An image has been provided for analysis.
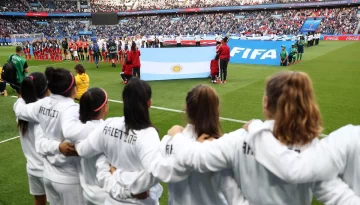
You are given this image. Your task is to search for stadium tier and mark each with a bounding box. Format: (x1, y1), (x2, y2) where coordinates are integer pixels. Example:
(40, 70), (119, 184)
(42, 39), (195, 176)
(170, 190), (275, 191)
(0, 7), (358, 38)
(0, 0), (358, 12)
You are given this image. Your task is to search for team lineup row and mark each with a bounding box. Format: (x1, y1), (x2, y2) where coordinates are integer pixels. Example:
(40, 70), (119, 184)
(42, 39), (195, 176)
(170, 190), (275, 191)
(11, 63), (360, 204)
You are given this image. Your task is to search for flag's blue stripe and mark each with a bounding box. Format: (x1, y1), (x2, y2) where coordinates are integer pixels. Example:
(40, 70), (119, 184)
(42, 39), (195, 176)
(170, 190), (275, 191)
(141, 72), (210, 81)
(139, 47), (215, 62)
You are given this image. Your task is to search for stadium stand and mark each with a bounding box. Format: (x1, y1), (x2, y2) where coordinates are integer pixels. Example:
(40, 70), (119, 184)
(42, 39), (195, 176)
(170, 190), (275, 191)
(1, 0), (351, 12)
(0, 0), (29, 12)
(2, 7), (357, 37)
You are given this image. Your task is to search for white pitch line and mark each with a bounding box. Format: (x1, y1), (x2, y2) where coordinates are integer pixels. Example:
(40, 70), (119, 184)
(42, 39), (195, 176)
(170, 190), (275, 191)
(0, 136), (20, 144)
(29, 61), (73, 69)
(5, 95), (328, 143)
(108, 99), (247, 123)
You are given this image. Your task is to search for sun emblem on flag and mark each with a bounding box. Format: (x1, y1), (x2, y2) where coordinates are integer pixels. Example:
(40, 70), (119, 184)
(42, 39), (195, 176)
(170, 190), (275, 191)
(172, 65), (182, 72)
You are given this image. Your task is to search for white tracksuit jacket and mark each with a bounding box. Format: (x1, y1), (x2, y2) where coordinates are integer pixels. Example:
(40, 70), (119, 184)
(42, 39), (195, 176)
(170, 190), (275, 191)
(171, 120), (360, 205)
(247, 120), (360, 196)
(14, 95), (84, 184)
(76, 117), (163, 205)
(103, 124), (248, 205)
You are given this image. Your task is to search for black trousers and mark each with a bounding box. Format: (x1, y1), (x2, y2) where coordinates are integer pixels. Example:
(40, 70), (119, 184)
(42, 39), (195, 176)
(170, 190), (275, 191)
(160, 42), (164, 47)
(120, 73), (132, 81)
(219, 59), (229, 81)
(10, 82), (21, 93)
(280, 59), (288, 66)
(0, 82), (6, 92)
(196, 42), (200, 47)
(133, 67), (140, 78)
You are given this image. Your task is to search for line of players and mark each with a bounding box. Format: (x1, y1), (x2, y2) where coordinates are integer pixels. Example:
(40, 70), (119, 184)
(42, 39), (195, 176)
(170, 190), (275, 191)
(22, 36), (146, 64)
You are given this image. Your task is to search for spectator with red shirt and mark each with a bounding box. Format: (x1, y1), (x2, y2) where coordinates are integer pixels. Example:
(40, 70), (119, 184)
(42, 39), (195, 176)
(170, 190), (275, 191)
(216, 36), (230, 83)
(130, 42), (141, 78)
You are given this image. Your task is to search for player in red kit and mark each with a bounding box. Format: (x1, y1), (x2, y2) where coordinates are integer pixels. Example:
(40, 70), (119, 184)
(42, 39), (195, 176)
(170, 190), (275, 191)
(77, 39), (84, 61)
(216, 37), (230, 83)
(83, 40), (89, 61)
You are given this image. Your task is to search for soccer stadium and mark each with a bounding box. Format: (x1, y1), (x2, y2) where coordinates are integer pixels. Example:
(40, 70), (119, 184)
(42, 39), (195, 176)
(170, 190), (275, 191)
(0, 0), (360, 204)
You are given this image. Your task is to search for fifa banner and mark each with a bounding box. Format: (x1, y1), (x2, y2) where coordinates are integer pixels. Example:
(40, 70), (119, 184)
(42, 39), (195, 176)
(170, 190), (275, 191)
(139, 47), (215, 81)
(228, 40), (294, 66)
(300, 18), (322, 32)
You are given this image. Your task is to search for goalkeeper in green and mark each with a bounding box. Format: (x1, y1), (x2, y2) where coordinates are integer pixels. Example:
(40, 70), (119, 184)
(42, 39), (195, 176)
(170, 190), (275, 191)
(288, 44), (298, 65)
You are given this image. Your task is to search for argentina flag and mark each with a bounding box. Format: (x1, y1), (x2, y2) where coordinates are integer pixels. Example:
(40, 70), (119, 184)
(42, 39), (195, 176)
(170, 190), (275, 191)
(139, 47), (215, 81)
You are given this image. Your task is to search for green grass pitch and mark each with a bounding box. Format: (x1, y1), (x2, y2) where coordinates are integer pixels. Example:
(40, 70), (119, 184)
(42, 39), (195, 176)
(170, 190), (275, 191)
(0, 41), (359, 205)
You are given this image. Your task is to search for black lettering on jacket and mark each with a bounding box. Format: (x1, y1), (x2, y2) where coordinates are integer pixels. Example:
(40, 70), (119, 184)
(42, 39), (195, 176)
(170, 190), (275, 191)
(38, 106), (59, 118)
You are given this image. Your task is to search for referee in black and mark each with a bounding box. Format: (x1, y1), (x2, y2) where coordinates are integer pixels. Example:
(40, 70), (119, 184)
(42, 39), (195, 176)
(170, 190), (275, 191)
(62, 38), (68, 60)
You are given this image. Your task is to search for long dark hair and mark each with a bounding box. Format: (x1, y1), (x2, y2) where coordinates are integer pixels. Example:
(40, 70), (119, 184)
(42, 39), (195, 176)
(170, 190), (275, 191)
(79, 88), (108, 123)
(45, 67), (75, 97)
(122, 78), (153, 133)
(131, 41), (136, 52)
(18, 72), (48, 135)
(186, 85), (222, 139)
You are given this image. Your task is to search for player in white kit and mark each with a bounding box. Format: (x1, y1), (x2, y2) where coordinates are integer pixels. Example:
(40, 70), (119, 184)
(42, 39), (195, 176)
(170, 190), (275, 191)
(167, 71), (360, 205)
(99, 85), (248, 205)
(16, 72), (78, 205)
(76, 78), (163, 205)
(245, 119), (360, 196)
(14, 68), (85, 205)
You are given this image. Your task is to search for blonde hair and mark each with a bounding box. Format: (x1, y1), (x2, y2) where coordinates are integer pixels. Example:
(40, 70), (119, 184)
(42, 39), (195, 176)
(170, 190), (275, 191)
(266, 71), (323, 145)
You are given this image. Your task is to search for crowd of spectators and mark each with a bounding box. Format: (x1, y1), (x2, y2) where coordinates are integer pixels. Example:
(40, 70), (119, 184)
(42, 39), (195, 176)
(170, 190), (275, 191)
(0, 18), (89, 37)
(0, 0), (29, 12)
(89, 8), (359, 36)
(0, 8), (358, 37)
(0, 0), (352, 13)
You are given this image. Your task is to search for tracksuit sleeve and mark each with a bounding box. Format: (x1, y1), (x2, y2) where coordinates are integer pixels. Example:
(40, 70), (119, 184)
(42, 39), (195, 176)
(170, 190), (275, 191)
(95, 155), (133, 199)
(61, 104), (87, 142)
(13, 98), (41, 123)
(247, 120), (351, 183)
(105, 134), (191, 200)
(173, 129), (244, 173)
(76, 123), (104, 158)
(219, 170), (249, 205)
(34, 124), (60, 155)
(313, 178), (360, 205)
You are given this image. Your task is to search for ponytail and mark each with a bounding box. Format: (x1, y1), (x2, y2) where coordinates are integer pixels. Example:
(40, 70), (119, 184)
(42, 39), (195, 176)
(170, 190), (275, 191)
(45, 67), (75, 97)
(266, 71), (323, 145)
(79, 88), (108, 123)
(18, 72), (48, 135)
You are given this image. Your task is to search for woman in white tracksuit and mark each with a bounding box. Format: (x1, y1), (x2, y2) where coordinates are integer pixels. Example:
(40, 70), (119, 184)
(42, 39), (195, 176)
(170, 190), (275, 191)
(244, 121), (360, 196)
(13, 67), (86, 205)
(76, 87), (111, 205)
(100, 85), (248, 205)
(32, 86), (112, 205)
(76, 78), (163, 205)
(16, 72), (78, 205)
(167, 71), (360, 205)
